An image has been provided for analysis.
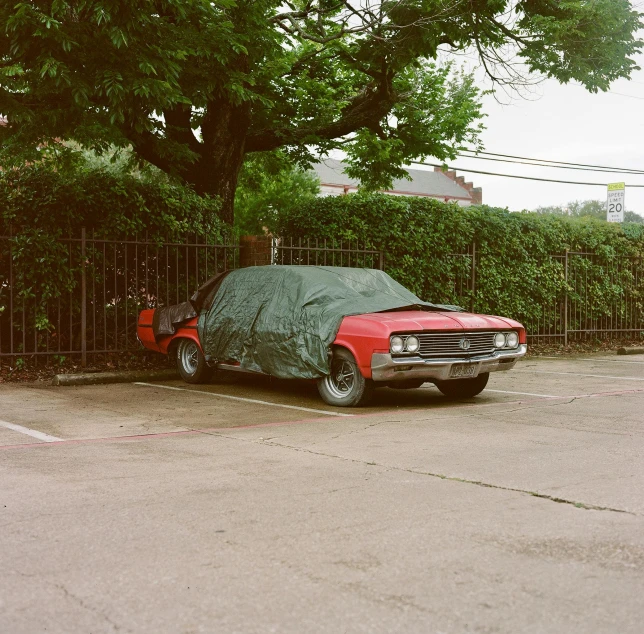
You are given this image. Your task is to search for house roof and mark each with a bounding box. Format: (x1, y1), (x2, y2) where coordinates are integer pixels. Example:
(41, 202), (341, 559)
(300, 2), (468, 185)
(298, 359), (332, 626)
(313, 158), (474, 200)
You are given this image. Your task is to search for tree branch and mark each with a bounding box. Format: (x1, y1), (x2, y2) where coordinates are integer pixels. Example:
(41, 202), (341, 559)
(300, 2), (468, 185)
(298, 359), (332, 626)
(123, 127), (177, 175)
(246, 71), (395, 152)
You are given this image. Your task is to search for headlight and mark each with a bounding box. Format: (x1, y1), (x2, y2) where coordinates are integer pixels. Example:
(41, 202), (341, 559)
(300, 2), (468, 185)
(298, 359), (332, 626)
(493, 333), (506, 348)
(506, 332), (519, 348)
(390, 336), (404, 354)
(405, 336), (420, 353)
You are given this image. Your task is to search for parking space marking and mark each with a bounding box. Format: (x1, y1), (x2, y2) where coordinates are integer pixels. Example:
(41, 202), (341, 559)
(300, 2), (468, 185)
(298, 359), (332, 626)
(486, 389), (559, 398)
(519, 370), (644, 381)
(579, 358), (644, 364)
(538, 356), (644, 365)
(3, 386), (644, 451)
(134, 382), (355, 417)
(0, 419), (61, 443)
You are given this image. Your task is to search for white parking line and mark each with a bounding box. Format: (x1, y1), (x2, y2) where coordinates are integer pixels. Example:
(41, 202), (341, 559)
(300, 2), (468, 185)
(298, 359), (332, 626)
(486, 389), (560, 398)
(538, 356), (644, 365)
(0, 420), (62, 443)
(519, 370), (644, 381)
(579, 358), (644, 364)
(134, 383), (355, 417)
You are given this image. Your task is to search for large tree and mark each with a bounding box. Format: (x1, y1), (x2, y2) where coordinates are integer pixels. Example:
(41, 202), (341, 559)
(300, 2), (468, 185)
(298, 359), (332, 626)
(1, 1), (641, 224)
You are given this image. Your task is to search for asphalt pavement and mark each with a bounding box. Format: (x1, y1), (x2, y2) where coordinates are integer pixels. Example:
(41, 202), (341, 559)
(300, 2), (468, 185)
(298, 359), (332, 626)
(1, 352), (643, 633)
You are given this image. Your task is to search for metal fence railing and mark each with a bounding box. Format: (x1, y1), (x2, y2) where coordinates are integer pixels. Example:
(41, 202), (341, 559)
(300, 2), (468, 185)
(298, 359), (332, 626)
(0, 231), (384, 366)
(566, 252), (644, 343)
(437, 249), (643, 344)
(273, 237), (385, 270)
(0, 230), (239, 366)
(2, 231), (643, 367)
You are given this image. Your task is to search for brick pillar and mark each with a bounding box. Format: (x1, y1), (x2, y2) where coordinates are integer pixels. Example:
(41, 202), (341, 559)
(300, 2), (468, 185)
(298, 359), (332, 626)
(471, 187), (483, 205)
(240, 235), (273, 267)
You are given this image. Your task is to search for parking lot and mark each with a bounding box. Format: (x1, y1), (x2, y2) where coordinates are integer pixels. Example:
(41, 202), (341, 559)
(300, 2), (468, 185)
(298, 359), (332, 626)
(1, 352), (643, 633)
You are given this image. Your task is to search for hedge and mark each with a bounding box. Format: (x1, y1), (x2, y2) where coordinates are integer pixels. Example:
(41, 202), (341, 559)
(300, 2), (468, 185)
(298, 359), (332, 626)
(270, 194), (644, 331)
(0, 162), (225, 306)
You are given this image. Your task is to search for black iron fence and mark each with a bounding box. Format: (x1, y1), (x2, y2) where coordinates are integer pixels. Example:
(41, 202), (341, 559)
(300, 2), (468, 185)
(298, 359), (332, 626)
(441, 249), (644, 344)
(0, 230), (239, 366)
(273, 237), (385, 270)
(2, 231), (643, 367)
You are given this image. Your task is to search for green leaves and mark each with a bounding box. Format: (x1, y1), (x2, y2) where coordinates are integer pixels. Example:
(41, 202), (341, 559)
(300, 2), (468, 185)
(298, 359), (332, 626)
(517, 0), (642, 91)
(343, 63), (485, 191)
(270, 192), (644, 326)
(0, 153), (224, 242)
(0, 0), (641, 224)
(234, 150), (320, 234)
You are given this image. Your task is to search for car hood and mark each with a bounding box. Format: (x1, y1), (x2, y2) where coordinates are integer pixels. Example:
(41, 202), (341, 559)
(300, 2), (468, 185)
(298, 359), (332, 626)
(345, 310), (518, 332)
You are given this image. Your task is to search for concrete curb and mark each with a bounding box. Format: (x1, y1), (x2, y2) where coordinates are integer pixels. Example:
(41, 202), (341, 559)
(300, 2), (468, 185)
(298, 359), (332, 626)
(52, 369), (178, 386)
(617, 347), (644, 356)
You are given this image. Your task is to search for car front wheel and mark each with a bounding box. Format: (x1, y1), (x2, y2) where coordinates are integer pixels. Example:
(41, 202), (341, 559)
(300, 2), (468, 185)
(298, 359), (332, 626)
(434, 372), (489, 398)
(317, 348), (373, 407)
(176, 339), (212, 384)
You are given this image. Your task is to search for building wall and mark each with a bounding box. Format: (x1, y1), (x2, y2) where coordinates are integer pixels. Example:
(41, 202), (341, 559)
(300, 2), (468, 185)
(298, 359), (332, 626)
(314, 160), (482, 206)
(319, 184), (474, 207)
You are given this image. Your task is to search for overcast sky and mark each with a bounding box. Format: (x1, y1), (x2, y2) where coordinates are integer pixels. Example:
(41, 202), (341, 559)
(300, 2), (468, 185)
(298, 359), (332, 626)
(432, 48), (644, 216)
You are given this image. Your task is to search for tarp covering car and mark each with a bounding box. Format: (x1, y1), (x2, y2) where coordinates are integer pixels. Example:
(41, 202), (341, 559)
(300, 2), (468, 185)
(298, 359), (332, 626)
(198, 266), (458, 380)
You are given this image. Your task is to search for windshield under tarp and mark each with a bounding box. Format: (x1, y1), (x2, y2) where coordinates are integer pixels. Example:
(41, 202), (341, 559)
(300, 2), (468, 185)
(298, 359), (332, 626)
(198, 266), (457, 380)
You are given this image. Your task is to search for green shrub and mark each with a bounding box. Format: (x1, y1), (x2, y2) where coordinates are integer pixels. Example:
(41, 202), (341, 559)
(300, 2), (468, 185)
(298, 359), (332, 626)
(0, 160), (227, 353)
(1, 161), (225, 305)
(1, 161), (223, 240)
(270, 194), (644, 330)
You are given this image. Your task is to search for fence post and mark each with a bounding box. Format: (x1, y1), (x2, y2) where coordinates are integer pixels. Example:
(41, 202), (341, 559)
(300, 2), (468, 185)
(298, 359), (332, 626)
(564, 249), (569, 347)
(470, 242), (476, 313)
(378, 250), (385, 271)
(81, 227), (87, 368)
(239, 235), (272, 267)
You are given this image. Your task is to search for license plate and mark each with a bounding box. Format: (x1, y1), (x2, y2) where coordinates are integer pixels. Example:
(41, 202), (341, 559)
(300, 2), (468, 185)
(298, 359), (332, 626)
(449, 363), (478, 378)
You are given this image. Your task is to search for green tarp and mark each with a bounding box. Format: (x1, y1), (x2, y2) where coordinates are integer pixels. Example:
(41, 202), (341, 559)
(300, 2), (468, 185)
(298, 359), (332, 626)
(198, 266), (456, 380)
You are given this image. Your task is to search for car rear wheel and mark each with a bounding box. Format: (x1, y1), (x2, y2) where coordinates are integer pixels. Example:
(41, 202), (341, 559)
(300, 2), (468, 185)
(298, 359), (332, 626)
(317, 348), (373, 407)
(434, 372), (489, 398)
(176, 339), (212, 384)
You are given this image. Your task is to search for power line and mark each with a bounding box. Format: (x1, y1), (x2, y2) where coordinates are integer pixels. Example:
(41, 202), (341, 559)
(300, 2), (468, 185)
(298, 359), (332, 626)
(606, 90), (644, 101)
(569, 82), (644, 101)
(461, 150), (644, 174)
(411, 162), (644, 188)
(457, 152), (644, 175)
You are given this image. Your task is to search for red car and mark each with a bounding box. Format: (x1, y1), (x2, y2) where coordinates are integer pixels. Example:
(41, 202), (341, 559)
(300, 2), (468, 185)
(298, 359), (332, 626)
(137, 266), (526, 407)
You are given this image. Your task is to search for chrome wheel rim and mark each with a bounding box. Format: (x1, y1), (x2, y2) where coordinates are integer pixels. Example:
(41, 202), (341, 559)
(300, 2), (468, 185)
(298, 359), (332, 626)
(324, 359), (356, 399)
(180, 341), (199, 375)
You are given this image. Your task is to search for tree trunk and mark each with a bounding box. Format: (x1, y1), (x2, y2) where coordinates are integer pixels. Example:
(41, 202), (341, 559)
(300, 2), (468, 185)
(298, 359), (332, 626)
(187, 101), (251, 226)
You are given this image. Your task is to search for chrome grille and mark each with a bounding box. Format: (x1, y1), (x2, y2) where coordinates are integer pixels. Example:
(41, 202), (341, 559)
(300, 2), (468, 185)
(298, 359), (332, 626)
(415, 331), (496, 358)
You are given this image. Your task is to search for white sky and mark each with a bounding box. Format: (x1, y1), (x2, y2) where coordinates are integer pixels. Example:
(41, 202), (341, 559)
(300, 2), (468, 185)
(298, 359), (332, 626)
(433, 49), (644, 216)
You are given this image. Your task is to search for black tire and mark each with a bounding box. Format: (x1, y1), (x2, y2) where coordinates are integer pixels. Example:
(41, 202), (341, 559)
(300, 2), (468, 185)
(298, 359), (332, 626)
(317, 348), (374, 407)
(434, 372), (489, 398)
(389, 379), (426, 390)
(176, 339), (212, 384)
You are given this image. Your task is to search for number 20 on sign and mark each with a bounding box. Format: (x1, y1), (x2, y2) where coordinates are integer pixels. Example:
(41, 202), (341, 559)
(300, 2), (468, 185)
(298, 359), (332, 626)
(607, 182), (625, 223)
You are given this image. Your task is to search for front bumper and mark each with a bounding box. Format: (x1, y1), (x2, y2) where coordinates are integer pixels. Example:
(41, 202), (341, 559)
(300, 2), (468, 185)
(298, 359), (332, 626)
(371, 344), (527, 383)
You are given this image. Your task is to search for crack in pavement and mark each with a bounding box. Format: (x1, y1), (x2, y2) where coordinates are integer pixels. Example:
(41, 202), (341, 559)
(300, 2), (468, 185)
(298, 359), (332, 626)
(192, 428), (637, 517)
(328, 418), (397, 442)
(374, 397), (644, 437)
(54, 582), (130, 633)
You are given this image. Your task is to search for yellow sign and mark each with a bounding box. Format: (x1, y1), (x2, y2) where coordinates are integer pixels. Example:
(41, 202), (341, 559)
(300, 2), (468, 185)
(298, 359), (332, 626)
(608, 182), (625, 191)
